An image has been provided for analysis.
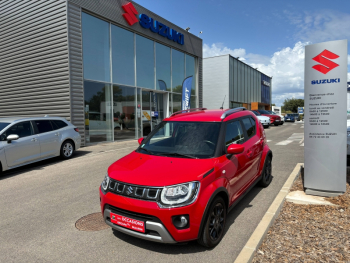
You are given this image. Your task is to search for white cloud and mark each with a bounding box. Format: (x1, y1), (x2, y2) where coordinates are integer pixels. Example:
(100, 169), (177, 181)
(203, 43), (245, 58)
(285, 10), (350, 43)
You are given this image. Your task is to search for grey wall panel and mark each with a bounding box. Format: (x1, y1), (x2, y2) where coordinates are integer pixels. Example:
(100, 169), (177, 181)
(67, 2), (85, 145)
(229, 57), (233, 102)
(68, 0), (202, 58)
(0, 0), (71, 120)
(198, 57), (203, 108)
(203, 56), (229, 109)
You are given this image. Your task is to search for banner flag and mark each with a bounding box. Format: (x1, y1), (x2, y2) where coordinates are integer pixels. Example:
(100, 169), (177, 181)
(181, 76), (193, 110)
(158, 80), (167, 91)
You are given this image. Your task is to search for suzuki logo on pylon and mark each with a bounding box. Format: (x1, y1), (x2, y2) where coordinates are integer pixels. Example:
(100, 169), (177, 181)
(122, 2), (138, 26)
(312, 49), (339, 74)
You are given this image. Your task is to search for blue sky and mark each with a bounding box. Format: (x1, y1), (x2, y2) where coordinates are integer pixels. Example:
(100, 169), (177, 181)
(135, 0), (350, 106)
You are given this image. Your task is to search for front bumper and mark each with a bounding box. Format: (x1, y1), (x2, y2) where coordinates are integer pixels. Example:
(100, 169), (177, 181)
(100, 187), (205, 243)
(103, 207), (176, 243)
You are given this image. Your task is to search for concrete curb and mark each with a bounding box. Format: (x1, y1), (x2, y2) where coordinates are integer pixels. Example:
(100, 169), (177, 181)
(234, 163), (304, 263)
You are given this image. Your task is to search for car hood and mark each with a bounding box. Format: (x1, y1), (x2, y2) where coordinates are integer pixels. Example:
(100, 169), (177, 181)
(261, 114), (279, 119)
(107, 151), (216, 187)
(257, 116), (270, 121)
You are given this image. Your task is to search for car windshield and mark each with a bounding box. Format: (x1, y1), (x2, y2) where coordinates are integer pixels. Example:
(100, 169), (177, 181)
(0, 122), (10, 132)
(252, 111), (261, 116)
(138, 121), (221, 159)
(259, 110), (270, 114)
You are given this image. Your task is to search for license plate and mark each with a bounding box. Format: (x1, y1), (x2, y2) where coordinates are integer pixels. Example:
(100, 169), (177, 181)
(110, 212), (145, 233)
(276, 120), (279, 122)
(287, 118), (290, 120)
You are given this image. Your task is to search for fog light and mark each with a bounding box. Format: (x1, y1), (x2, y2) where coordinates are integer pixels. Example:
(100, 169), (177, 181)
(180, 216), (187, 227)
(172, 215), (189, 229)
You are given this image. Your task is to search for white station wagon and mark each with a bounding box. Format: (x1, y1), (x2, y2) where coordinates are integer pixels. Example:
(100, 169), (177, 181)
(0, 116), (81, 173)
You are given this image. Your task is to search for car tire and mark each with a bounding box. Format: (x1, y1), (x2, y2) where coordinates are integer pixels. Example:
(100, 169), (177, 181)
(60, 140), (74, 159)
(198, 196), (226, 248)
(280, 122), (284, 125)
(259, 156), (272, 187)
(274, 123), (278, 126)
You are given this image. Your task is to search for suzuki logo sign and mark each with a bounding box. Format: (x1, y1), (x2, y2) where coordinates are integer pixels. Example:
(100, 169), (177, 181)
(312, 49), (339, 74)
(121, 2), (184, 45)
(122, 2), (138, 26)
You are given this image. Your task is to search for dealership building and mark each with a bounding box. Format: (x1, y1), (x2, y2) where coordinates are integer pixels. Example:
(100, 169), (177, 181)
(0, 0), (202, 145)
(203, 55), (272, 110)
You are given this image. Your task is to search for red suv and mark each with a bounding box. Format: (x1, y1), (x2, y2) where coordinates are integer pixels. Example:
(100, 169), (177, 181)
(100, 107), (273, 247)
(254, 110), (281, 126)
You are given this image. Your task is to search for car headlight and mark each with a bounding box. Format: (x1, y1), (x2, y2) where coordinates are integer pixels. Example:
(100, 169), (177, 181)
(159, 182), (200, 208)
(101, 173), (110, 192)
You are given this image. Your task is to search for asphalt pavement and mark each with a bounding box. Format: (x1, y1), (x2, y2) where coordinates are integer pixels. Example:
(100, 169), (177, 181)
(0, 122), (304, 263)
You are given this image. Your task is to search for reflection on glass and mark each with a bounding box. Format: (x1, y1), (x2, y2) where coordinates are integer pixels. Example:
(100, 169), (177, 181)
(151, 93), (164, 125)
(172, 49), (185, 93)
(156, 43), (171, 91)
(111, 25), (134, 86)
(191, 96), (196, 109)
(82, 13), (110, 82)
(173, 93), (181, 113)
(142, 91), (151, 136)
(186, 55), (196, 95)
(84, 81), (112, 143)
(136, 35), (154, 89)
(169, 93), (172, 116)
(137, 88), (141, 138)
(113, 85), (136, 140)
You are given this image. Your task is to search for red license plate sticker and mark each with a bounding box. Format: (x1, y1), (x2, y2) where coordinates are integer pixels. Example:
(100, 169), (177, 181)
(110, 212), (145, 233)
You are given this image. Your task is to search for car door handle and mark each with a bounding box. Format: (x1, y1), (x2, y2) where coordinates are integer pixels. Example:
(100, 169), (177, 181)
(55, 133), (59, 136)
(31, 138), (37, 142)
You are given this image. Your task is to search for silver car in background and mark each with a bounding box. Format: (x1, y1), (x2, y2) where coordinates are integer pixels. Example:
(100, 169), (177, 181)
(0, 116), (81, 173)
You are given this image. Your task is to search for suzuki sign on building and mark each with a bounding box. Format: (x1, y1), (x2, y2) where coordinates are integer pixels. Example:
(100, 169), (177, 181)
(304, 39), (348, 196)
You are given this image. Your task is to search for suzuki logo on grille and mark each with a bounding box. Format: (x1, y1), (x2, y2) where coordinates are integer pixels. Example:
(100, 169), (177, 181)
(126, 186), (134, 195)
(312, 49), (339, 74)
(122, 2), (138, 26)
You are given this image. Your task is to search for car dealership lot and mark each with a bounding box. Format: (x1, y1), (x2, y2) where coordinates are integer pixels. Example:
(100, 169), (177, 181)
(0, 123), (304, 263)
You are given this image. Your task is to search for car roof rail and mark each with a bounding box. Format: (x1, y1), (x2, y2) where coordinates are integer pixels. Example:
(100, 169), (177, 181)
(170, 108), (207, 117)
(220, 107), (246, 120)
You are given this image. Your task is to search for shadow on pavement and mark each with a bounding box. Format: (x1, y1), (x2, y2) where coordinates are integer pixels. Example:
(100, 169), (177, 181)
(110, 179), (268, 254)
(0, 149), (92, 180)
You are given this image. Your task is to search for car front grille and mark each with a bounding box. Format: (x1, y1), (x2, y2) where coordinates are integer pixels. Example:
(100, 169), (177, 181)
(108, 179), (162, 201)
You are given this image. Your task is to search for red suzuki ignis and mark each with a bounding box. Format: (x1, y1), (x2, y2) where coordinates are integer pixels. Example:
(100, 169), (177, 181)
(100, 107), (273, 248)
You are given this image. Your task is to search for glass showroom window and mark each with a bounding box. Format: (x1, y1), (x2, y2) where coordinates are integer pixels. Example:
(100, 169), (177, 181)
(156, 43), (171, 91)
(111, 25), (135, 86)
(136, 35), (154, 89)
(82, 13), (110, 82)
(186, 55), (196, 95)
(173, 94), (181, 113)
(172, 49), (185, 93)
(113, 85), (136, 140)
(84, 81), (113, 143)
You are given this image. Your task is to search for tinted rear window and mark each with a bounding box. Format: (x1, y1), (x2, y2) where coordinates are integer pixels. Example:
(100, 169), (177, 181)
(242, 117), (256, 138)
(35, 120), (53, 133)
(51, 120), (68, 130)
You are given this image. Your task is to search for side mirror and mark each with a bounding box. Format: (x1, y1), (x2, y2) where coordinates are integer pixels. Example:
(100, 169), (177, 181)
(138, 137), (144, 145)
(227, 144), (244, 155)
(7, 134), (19, 143)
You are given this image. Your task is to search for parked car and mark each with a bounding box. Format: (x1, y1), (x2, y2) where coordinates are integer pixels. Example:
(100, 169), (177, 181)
(89, 111), (121, 136)
(255, 110), (281, 126)
(251, 110), (270, 128)
(289, 113), (301, 121)
(0, 116), (81, 173)
(100, 107), (273, 248)
(266, 111), (284, 125)
(284, 114), (296, 122)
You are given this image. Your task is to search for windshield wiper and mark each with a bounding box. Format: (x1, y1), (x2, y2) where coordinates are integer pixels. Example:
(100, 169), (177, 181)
(159, 152), (198, 159)
(138, 147), (155, 155)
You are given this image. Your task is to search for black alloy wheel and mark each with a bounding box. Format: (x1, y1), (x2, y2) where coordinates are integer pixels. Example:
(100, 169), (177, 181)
(198, 196), (227, 248)
(259, 156), (272, 187)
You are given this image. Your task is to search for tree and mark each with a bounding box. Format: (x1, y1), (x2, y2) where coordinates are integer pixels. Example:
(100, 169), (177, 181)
(282, 98), (304, 113)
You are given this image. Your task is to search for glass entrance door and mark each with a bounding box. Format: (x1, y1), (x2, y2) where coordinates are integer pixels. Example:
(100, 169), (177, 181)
(141, 91), (165, 136)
